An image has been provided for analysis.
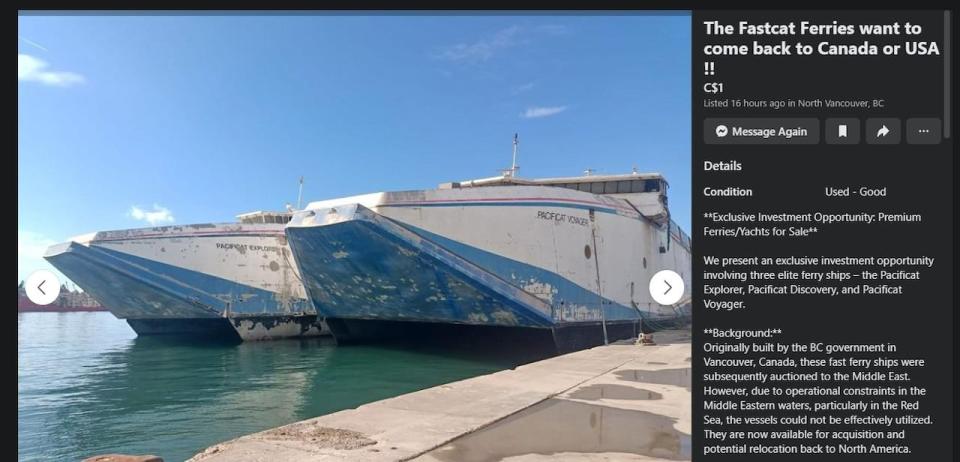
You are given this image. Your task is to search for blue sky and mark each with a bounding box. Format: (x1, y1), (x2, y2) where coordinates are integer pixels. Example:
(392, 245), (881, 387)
(18, 13), (691, 283)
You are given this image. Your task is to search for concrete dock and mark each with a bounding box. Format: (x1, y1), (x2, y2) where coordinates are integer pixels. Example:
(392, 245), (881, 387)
(189, 330), (691, 462)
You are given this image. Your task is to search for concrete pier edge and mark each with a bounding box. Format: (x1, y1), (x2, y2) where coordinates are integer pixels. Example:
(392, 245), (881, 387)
(189, 329), (692, 462)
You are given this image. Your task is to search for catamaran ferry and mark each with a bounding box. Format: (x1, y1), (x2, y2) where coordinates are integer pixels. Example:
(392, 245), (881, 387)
(44, 211), (325, 341)
(286, 161), (691, 352)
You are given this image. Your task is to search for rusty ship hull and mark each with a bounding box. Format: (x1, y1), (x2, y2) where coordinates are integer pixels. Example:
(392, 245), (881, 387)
(286, 173), (692, 353)
(44, 222), (327, 341)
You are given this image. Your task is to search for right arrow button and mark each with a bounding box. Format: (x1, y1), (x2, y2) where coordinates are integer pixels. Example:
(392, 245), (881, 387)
(649, 270), (684, 306)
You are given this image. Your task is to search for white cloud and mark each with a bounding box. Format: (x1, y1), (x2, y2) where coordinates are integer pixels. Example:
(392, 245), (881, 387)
(18, 36), (49, 52)
(435, 24), (570, 65)
(435, 26), (522, 63)
(18, 53), (85, 87)
(18, 230), (57, 259)
(511, 82), (535, 95)
(521, 105), (568, 119)
(129, 205), (175, 225)
(535, 24), (570, 36)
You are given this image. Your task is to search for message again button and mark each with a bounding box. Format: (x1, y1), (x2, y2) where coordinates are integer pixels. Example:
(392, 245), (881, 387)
(705, 118), (820, 145)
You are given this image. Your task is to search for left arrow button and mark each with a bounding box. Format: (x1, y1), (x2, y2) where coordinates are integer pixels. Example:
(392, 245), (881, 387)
(25, 270), (61, 306)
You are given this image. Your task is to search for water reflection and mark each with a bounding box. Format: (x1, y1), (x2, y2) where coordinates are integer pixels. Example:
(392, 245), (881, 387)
(429, 398), (692, 461)
(19, 313), (530, 461)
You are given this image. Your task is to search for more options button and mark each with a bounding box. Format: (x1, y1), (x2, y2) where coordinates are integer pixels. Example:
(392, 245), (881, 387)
(704, 118), (820, 145)
(906, 118), (941, 145)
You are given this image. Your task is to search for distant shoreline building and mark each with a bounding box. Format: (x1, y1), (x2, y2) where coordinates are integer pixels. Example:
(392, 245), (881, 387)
(17, 281), (108, 312)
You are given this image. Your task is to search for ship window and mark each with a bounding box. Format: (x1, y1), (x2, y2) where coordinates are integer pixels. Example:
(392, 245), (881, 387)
(577, 182), (592, 192)
(590, 182), (604, 194)
(603, 181), (618, 194)
(630, 180), (645, 193)
(644, 179), (660, 192)
(617, 180), (632, 193)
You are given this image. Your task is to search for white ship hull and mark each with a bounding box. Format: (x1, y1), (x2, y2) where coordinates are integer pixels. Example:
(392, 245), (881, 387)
(286, 183), (691, 351)
(44, 223), (326, 341)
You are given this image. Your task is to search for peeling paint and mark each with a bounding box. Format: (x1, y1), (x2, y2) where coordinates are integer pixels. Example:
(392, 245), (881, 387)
(231, 315), (329, 341)
(521, 280), (557, 304)
(467, 313), (489, 323)
(490, 310), (519, 325)
(45, 221), (313, 323)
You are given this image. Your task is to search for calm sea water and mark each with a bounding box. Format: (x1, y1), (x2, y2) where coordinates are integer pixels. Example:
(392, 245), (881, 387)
(18, 312), (530, 462)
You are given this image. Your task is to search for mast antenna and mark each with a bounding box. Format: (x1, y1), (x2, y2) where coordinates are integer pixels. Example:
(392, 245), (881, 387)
(509, 133), (520, 177)
(297, 176), (304, 210)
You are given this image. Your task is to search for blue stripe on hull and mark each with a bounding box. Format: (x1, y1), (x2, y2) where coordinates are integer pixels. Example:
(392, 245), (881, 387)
(44, 241), (312, 319)
(286, 206), (555, 328)
(396, 224), (645, 323)
(286, 204), (657, 329)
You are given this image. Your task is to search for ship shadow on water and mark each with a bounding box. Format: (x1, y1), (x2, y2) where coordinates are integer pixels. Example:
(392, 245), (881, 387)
(325, 318), (563, 365)
(322, 316), (660, 362)
(129, 318), (560, 365)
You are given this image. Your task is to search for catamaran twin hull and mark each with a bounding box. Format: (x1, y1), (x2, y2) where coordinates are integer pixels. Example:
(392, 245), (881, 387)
(286, 185), (691, 353)
(44, 223), (326, 341)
